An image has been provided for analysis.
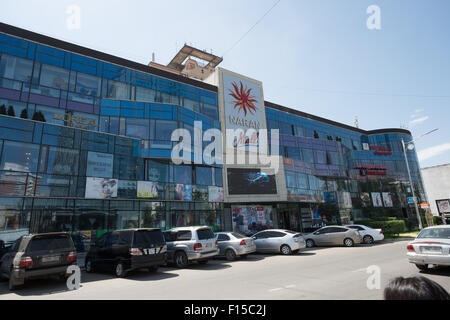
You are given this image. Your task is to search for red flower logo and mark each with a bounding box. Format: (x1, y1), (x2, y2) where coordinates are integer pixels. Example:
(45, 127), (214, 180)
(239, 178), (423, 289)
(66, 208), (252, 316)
(229, 81), (258, 116)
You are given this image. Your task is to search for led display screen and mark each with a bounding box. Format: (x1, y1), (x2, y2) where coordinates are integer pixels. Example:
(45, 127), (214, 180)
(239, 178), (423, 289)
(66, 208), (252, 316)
(227, 168), (277, 195)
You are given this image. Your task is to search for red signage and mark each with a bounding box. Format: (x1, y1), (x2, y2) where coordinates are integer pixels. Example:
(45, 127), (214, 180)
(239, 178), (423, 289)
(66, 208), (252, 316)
(370, 146), (392, 156)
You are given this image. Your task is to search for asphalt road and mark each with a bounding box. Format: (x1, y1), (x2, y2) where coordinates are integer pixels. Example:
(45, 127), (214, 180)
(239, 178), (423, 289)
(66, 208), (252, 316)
(1, 239), (449, 300)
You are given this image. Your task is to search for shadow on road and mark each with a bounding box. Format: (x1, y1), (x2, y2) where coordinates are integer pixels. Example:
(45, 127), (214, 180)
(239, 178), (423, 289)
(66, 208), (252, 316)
(0, 268), (179, 297)
(419, 266), (450, 277)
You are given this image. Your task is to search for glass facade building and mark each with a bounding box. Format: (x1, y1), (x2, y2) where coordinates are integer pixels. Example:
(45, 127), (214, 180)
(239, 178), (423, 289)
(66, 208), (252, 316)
(0, 23), (426, 247)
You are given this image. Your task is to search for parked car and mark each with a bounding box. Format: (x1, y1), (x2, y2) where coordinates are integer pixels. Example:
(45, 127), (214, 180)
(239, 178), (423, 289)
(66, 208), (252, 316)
(163, 226), (219, 268)
(85, 228), (167, 278)
(0, 240), (11, 260)
(345, 224), (384, 244)
(251, 229), (306, 255)
(215, 232), (256, 260)
(406, 225), (450, 271)
(304, 226), (362, 248)
(0, 232), (77, 290)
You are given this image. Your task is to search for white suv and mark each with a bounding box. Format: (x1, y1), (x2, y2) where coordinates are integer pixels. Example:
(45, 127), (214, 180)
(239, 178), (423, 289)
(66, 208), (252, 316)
(163, 226), (219, 268)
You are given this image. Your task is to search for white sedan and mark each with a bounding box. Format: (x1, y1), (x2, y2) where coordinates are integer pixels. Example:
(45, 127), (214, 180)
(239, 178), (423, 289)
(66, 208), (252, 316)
(345, 224), (384, 244)
(407, 226), (450, 271)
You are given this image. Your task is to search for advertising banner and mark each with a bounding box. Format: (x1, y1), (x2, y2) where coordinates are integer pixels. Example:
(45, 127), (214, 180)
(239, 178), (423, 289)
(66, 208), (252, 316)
(86, 152), (113, 178)
(174, 184), (192, 201)
(360, 193), (371, 207)
(371, 192), (383, 207)
(382, 192), (394, 208)
(232, 205), (273, 235)
(208, 186), (224, 202)
(339, 192), (352, 209)
(85, 177), (118, 199)
(137, 181), (158, 198)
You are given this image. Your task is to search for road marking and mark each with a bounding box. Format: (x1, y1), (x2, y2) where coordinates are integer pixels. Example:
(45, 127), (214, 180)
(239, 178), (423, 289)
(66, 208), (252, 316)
(352, 268), (368, 273)
(269, 285), (296, 292)
(285, 284), (296, 289)
(269, 288), (283, 292)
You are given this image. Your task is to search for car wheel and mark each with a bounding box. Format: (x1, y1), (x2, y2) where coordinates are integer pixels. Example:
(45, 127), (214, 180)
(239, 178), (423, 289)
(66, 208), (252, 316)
(344, 238), (354, 247)
(363, 235), (374, 245)
(225, 249), (237, 261)
(280, 245), (292, 255)
(306, 239), (315, 248)
(85, 259), (94, 273)
(174, 251), (188, 268)
(114, 262), (127, 278)
(415, 264), (429, 271)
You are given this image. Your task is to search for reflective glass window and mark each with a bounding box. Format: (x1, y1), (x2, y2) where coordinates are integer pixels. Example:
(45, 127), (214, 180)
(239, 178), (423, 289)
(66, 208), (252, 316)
(146, 160), (169, 183)
(0, 141), (40, 173)
(76, 72), (101, 97)
(0, 54), (33, 82)
(173, 165), (192, 185)
(126, 118), (149, 140)
(40, 146), (79, 175)
(136, 86), (156, 102)
(106, 80), (129, 99)
(302, 149), (314, 163)
(196, 166), (212, 186)
(40, 64), (69, 90)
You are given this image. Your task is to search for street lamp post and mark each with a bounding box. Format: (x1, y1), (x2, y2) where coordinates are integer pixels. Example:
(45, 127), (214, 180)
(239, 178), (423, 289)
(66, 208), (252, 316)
(401, 128), (438, 231)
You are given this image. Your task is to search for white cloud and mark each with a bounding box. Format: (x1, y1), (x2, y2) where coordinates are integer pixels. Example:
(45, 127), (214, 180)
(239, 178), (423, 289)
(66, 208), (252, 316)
(418, 143), (450, 162)
(409, 116), (429, 126)
(415, 108), (424, 113)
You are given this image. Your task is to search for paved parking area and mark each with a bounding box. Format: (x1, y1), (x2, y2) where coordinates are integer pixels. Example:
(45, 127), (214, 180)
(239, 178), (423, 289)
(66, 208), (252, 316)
(1, 239), (449, 300)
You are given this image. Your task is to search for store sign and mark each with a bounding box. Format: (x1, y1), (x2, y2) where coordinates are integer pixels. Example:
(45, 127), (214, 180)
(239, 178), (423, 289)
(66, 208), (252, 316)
(370, 146), (392, 156)
(53, 112), (97, 130)
(86, 152), (113, 178)
(407, 197), (417, 204)
(220, 69), (265, 150)
(420, 203), (430, 209)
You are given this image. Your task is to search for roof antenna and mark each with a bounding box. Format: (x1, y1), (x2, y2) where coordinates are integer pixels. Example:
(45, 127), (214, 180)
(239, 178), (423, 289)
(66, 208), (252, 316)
(354, 116), (359, 129)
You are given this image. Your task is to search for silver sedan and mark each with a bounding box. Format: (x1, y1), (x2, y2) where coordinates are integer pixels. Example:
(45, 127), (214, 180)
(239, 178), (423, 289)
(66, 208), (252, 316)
(215, 232), (256, 260)
(251, 229), (306, 255)
(407, 225), (450, 271)
(304, 226), (362, 247)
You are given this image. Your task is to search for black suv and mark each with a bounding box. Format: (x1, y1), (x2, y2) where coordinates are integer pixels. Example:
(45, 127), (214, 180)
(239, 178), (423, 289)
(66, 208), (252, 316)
(0, 233), (78, 290)
(85, 228), (167, 278)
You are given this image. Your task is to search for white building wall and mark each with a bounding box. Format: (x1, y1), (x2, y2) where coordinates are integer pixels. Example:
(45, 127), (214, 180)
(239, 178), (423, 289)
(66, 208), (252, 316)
(421, 164), (450, 216)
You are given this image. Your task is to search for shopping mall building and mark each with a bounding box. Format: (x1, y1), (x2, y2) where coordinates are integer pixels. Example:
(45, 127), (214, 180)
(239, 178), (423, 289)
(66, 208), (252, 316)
(0, 23), (427, 246)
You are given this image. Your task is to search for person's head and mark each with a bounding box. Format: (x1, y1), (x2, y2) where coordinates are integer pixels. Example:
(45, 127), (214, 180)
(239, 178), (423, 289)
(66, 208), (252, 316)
(384, 276), (450, 300)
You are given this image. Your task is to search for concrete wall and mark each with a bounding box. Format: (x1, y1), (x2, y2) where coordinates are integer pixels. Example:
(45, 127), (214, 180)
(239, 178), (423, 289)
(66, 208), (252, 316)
(421, 164), (450, 216)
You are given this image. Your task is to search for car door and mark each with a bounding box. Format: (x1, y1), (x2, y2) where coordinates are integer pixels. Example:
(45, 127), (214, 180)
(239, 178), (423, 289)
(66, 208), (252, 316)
(314, 228), (331, 245)
(266, 231), (286, 252)
(327, 227), (348, 245)
(217, 234), (230, 255)
(95, 233), (111, 270)
(253, 231), (269, 252)
(0, 238), (20, 277)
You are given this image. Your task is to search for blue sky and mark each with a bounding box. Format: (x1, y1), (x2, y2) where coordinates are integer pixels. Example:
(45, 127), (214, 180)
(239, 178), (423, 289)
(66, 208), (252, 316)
(1, 0), (449, 168)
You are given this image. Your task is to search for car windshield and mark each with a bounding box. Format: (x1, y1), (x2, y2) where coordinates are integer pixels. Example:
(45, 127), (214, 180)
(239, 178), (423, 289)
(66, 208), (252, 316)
(133, 230), (165, 247)
(417, 228), (450, 239)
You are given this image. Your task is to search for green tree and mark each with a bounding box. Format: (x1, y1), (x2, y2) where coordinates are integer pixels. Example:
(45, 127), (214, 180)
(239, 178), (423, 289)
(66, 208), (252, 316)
(20, 108), (28, 119)
(7, 106), (15, 117)
(314, 131), (319, 139)
(0, 104), (6, 115)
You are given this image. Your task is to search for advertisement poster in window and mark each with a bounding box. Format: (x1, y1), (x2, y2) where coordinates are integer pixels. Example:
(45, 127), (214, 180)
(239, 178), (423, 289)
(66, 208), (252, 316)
(371, 192), (383, 207)
(338, 192), (352, 209)
(208, 186), (224, 202)
(382, 192), (394, 207)
(174, 184), (192, 201)
(437, 199), (450, 214)
(86, 152), (113, 178)
(193, 186), (208, 201)
(85, 177), (118, 199)
(176, 212), (193, 227)
(360, 193), (371, 207)
(137, 181), (158, 198)
(220, 69), (266, 150)
(232, 205), (273, 235)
